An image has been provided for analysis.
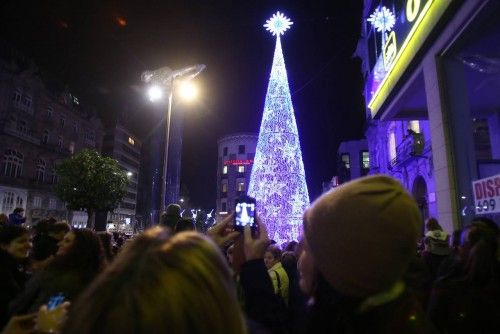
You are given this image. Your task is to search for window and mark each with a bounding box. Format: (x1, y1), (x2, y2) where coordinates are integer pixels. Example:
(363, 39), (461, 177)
(50, 166), (58, 184)
(12, 89), (22, 104)
(2, 192), (15, 213)
(35, 159), (46, 182)
(222, 183), (228, 193)
(222, 165), (228, 174)
(2, 150), (23, 178)
(60, 117), (65, 128)
(238, 165), (245, 173)
(223, 147), (228, 156)
(42, 130), (49, 144)
(361, 151), (370, 169)
(49, 198), (57, 209)
(69, 141), (75, 154)
(22, 94), (32, 111)
(238, 145), (245, 154)
(408, 120), (420, 134)
(128, 137), (135, 145)
(58, 136), (63, 148)
(221, 202), (227, 212)
(388, 132), (397, 161)
(73, 122), (78, 133)
(33, 196), (42, 208)
(16, 120), (27, 134)
(341, 153), (350, 169)
(237, 182), (245, 192)
(47, 106), (53, 118)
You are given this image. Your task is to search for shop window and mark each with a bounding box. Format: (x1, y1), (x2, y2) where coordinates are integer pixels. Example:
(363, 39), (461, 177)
(237, 182), (245, 192)
(238, 165), (245, 173)
(222, 165), (228, 174)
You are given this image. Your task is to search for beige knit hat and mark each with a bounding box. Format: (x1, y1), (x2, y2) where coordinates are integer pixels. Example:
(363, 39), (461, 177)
(304, 175), (421, 298)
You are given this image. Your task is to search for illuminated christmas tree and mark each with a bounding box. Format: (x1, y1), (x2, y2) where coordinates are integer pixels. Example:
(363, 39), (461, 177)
(248, 12), (310, 244)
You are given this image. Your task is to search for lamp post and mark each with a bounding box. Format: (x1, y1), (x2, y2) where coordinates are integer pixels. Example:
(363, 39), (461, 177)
(142, 64), (206, 214)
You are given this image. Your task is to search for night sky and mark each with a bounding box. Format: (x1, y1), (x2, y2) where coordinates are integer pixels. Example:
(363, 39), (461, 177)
(0, 0), (365, 208)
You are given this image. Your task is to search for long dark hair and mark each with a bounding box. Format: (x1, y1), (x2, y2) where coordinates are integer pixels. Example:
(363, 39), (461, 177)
(48, 229), (106, 279)
(462, 225), (499, 285)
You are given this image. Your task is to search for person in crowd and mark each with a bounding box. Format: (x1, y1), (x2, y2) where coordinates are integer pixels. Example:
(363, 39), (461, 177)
(30, 221), (71, 271)
(61, 227), (247, 334)
(264, 244), (289, 306)
(298, 175), (436, 333)
(283, 240), (299, 254)
(174, 217), (196, 233)
(97, 231), (115, 263)
(8, 208), (26, 226)
(421, 218), (451, 282)
(0, 225), (31, 328)
(427, 223), (500, 333)
(0, 213), (9, 227)
(9, 229), (105, 315)
(160, 203), (182, 231)
(281, 250), (307, 333)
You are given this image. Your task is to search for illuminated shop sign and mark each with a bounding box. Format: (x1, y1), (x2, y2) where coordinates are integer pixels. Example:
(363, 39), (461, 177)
(224, 159), (254, 166)
(472, 174), (500, 215)
(366, 0), (452, 117)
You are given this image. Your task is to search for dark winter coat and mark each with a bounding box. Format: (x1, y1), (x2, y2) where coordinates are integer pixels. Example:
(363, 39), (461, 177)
(0, 250), (29, 328)
(8, 213), (26, 226)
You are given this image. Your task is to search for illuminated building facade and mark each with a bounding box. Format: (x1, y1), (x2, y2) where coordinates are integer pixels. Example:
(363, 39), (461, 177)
(216, 133), (257, 219)
(358, 0), (500, 232)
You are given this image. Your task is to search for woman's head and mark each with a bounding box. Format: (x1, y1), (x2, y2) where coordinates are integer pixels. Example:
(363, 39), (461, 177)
(0, 225), (31, 260)
(264, 244), (282, 270)
(51, 229), (105, 276)
(63, 227), (246, 334)
(425, 217), (442, 232)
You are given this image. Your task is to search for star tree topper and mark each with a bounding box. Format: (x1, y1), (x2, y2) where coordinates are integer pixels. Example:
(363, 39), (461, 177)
(264, 11), (293, 36)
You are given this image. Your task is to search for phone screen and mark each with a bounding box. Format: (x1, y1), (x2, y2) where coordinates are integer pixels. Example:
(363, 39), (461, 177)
(234, 197), (256, 231)
(47, 293), (65, 310)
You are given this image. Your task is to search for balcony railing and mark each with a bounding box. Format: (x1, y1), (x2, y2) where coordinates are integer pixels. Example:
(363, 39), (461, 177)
(3, 126), (41, 145)
(389, 133), (429, 168)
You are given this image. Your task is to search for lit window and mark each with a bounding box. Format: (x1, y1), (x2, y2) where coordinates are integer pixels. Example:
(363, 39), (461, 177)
(69, 141), (75, 154)
(222, 183), (228, 193)
(128, 137), (135, 145)
(222, 165), (228, 174)
(361, 151), (370, 169)
(237, 182), (245, 192)
(341, 154), (350, 169)
(33, 196), (42, 208)
(2, 191), (15, 213)
(238, 165), (245, 173)
(409, 120), (420, 133)
(388, 132), (397, 161)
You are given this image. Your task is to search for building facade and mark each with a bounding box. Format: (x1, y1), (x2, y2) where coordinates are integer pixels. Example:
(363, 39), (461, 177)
(337, 139), (370, 184)
(358, 0), (500, 232)
(102, 123), (141, 232)
(216, 133), (257, 219)
(0, 47), (103, 225)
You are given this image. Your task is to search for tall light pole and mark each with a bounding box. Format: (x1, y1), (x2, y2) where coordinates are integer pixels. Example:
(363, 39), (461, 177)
(142, 64), (206, 214)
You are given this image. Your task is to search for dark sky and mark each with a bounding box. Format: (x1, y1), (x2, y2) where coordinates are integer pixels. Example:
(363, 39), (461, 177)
(0, 0), (365, 208)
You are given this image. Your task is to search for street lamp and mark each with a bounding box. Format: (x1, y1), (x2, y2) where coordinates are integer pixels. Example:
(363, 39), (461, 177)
(142, 64), (206, 214)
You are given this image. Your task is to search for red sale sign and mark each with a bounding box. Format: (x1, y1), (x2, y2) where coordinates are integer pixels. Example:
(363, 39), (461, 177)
(472, 174), (500, 214)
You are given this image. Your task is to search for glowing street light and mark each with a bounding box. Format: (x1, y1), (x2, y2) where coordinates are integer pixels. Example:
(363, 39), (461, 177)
(142, 64), (206, 214)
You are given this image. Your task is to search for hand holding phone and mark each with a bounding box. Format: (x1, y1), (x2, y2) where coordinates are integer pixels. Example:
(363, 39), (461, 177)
(234, 196), (257, 232)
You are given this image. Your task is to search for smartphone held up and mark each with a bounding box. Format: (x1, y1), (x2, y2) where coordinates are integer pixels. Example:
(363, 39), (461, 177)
(234, 196), (257, 233)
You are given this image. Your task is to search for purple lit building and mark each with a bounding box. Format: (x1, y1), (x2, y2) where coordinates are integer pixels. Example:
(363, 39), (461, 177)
(358, 0), (500, 232)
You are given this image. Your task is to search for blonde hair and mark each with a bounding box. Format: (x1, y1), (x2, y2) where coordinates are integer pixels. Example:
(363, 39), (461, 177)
(63, 227), (247, 334)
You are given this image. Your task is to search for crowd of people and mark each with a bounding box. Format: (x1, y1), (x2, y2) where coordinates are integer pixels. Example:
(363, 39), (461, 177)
(0, 175), (499, 333)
